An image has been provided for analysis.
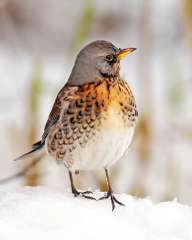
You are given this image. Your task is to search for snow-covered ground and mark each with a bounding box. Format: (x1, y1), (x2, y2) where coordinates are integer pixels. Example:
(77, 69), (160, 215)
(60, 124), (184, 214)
(0, 186), (191, 240)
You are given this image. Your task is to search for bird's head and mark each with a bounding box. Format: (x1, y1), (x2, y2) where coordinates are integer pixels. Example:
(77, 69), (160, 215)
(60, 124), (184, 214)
(68, 40), (136, 85)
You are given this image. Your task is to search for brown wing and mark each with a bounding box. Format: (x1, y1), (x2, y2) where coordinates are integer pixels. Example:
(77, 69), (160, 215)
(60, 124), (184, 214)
(15, 85), (78, 161)
(41, 85), (78, 144)
(46, 81), (106, 164)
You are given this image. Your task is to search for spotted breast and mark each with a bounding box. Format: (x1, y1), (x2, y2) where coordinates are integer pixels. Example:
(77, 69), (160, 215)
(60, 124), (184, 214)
(46, 78), (138, 172)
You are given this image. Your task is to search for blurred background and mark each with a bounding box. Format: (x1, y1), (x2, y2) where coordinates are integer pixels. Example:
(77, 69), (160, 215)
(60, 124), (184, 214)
(0, 0), (191, 204)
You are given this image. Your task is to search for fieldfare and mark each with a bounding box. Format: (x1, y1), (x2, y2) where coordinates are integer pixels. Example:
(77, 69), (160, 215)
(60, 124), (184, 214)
(15, 40), (138, 210)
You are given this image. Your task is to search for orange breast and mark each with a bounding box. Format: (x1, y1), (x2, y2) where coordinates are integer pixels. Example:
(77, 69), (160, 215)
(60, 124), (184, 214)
(92, 80), (137, 127)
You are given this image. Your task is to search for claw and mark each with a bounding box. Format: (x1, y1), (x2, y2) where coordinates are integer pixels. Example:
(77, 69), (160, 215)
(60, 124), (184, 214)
(81, 190), (93, 195)
(69, 171), (96, 200)
(81, 194), (96, 200)
(98, 191), (125, 211)
(72, 188), (96, 200)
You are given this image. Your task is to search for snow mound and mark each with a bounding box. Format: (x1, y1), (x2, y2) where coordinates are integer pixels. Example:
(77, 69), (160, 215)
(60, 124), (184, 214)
(0, 187), (192, 240)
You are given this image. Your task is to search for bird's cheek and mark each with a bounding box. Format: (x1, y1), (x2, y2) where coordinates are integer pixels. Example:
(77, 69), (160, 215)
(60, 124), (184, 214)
(96, 62), (112, 76)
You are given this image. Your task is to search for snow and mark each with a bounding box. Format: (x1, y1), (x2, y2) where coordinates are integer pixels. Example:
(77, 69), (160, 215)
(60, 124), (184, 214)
(0, 187), (192, 240)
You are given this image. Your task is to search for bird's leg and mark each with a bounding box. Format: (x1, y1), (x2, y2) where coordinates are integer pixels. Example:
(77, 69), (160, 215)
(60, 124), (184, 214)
(68, 170), (80, 197)
(99, 169), (125, 211)
(68, 170), (95, 200)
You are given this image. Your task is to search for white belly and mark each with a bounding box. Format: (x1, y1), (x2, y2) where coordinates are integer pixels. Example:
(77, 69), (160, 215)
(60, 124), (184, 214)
(69, 108), (135, 171)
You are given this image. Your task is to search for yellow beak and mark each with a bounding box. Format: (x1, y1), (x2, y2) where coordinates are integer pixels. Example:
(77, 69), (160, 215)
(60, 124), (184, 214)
(117, 48), (136, 60)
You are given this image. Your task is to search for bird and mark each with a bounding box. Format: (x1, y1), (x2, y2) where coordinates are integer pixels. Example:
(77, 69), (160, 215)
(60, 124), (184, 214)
(15, 40), (138, 210)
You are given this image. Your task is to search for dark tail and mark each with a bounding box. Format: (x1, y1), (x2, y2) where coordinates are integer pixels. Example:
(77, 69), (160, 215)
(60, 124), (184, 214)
(14, 141), (45, 161)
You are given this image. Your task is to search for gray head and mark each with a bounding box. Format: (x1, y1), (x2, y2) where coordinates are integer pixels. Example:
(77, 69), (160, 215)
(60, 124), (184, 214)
(68, 40), (136, 86)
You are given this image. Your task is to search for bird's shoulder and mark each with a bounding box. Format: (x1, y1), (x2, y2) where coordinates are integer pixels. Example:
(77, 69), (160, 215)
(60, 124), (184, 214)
(41, 85), (79, 143)
(42, 81), (105, 143)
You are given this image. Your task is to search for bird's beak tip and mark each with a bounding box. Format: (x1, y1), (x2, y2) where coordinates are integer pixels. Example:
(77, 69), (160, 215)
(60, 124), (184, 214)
(130, 47), (137, 52)
(117, 47), (137, 59)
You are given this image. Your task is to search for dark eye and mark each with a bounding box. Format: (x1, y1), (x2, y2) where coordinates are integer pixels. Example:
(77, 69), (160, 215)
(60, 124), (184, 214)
(105, 54), (114, 62)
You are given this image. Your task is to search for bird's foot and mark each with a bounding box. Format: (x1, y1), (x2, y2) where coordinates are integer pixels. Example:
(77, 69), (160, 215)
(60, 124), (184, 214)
(98, 190), (125, 211)
(72, 188), (96, 200)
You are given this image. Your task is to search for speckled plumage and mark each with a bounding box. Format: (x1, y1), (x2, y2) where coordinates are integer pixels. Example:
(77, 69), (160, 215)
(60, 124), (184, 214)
(46, 77), (138, 171)
(15, 40), (138, 210)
